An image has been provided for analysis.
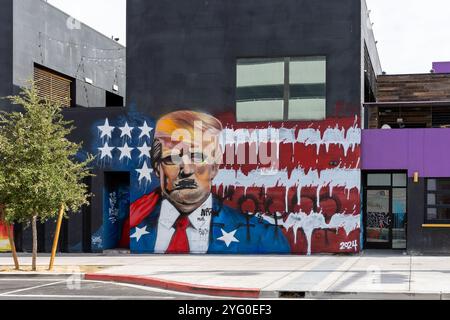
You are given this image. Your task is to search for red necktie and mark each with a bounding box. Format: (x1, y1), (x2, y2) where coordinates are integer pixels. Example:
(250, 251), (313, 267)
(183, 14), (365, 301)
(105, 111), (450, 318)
(166, 216), (190, 254)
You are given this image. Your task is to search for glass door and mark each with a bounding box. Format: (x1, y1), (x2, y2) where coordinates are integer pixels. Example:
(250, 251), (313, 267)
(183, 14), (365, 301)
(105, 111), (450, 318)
(392, 188), (407, 249)
(364, 172), (408, 250)
(366, 189), (392, 249)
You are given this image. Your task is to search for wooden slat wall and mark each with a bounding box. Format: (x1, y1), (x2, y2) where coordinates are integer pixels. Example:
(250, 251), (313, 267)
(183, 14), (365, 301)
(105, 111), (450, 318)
(368, 106), (379, 129)
(34, 66), (72, 107)
(377, 107), (432, 128)
(377, 74), (450, 102)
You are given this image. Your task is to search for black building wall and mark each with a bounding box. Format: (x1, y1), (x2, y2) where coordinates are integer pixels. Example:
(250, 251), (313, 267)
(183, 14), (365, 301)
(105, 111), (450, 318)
(8, 0), (127, 253)
(63, 107), (128, 252)
(15, 106), (127, 253)
(407, 179), (450, 255)
(0, 0), (13, 111)
(127, 0), (362, 118)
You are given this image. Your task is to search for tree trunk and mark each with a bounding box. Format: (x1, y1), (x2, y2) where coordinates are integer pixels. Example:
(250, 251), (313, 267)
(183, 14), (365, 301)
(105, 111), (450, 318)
(31, 215), (38, 271)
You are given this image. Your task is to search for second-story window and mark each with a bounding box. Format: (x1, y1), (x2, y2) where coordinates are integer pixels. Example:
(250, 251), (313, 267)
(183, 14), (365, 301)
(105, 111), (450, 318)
(34, 64), (74, 108)
(236, 56), (326, 122)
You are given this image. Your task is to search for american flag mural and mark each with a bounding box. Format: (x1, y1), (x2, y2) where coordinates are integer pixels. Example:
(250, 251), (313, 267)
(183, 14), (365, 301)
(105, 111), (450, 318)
(214, 112), (361, 255)
(92, 110), (361, 255)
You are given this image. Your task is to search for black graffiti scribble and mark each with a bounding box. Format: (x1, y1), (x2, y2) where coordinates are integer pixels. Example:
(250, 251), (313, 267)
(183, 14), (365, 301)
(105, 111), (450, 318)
(237, 194), (259, 214)
(201, 208), (214, 217)
(367, 212), (391, 229)
(214, 186), (345, 244)
(290, 193), (342, 215)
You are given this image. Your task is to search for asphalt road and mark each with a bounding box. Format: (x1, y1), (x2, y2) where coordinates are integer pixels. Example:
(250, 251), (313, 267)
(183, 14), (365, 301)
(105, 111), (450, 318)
(0, 276), (217, 300)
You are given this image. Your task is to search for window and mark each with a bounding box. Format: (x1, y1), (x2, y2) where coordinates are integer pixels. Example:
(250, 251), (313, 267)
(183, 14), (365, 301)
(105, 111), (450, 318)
(34, 64), (74, 108)
(367, 173), (391, 186)
(106, 91), (124, 107)
(426, 179), (450, 222)
(236, 57), (326, 122)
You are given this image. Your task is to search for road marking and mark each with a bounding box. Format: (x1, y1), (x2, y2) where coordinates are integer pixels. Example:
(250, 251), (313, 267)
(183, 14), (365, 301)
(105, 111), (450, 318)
(0, 280), (67, 296)
(0, 278), (69, 282)
(0, 278), (225, 299)
(83, 280), (231, 299)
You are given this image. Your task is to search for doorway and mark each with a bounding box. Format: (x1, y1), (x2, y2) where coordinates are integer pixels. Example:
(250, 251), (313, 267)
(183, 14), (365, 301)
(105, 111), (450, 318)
(363, 172), (407, 250)
(103, 172), (130, 250)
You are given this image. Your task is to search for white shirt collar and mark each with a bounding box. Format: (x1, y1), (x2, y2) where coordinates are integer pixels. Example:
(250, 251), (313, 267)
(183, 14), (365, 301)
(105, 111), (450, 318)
(159, 194), (213, 230)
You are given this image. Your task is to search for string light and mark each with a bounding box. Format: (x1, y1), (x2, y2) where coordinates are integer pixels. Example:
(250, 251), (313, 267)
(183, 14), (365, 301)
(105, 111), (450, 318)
(35, 28), (126, 105)
(44, 33), (125, 52)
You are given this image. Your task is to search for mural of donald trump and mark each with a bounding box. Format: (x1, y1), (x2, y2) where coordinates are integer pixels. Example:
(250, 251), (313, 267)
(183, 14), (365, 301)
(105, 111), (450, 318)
(122, 110), (290, 254)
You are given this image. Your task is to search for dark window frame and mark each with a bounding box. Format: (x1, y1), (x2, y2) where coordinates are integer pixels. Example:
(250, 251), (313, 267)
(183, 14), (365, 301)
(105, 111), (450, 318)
(236, 56), (327, 122)
(425, 178), (450, 224)
(362, 171), (408, 250)
(105, 90), (124, 107)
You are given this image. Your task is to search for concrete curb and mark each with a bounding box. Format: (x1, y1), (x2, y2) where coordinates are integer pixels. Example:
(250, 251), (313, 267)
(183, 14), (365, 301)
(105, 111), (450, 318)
(305, 290), (442, 300)
(84, 273), (261, 298)
(263, 290), (443, 300)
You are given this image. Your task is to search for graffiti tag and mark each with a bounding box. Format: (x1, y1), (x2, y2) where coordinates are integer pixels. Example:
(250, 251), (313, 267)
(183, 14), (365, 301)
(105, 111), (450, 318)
(367, 212), (391, 229)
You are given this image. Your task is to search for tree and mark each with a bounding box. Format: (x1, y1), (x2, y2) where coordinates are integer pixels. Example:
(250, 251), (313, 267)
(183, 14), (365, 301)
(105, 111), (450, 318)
(0, 82), (93, 271)
(0, 118), (20, 270)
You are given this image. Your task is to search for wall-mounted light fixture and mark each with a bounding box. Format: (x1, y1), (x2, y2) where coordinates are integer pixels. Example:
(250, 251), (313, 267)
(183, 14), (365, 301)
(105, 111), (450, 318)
(413, 171), (419, 183)
(112, 84), (119, 92)
(85, 77), (93, 85)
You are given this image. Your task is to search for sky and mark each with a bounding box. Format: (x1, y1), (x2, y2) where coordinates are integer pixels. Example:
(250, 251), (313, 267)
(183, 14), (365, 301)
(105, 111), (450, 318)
(47, 0), (126, 46)
(47, 0), (450, 74)
(366, 0), (450, 74)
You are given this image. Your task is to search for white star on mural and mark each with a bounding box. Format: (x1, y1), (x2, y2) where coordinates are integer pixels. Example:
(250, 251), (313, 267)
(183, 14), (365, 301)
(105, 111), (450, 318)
(138, 142), (152, 159)
(138, 121), (153, 139)
(118, 142), (134, 160)
(136, 161), (153, 183)
(217, 229), (240, 247)
(130, 226), (150, 242)
(98, 118), (115, 139)
(119, 122), (134, 139)
(98, 142), (115, 160)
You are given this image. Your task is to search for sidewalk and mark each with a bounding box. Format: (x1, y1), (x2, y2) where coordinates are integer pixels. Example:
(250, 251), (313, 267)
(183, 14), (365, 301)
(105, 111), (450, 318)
(2, 252), (450, 299)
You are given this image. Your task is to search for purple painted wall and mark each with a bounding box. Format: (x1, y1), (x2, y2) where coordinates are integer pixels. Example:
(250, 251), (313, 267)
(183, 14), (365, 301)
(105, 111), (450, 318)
(362, 129), (450, 177)
(433, 62), (450, 74)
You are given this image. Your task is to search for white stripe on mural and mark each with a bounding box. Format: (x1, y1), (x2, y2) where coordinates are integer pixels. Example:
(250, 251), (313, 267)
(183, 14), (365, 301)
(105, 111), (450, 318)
(219, 126), (361, 156)
(213, 168), (361, 208)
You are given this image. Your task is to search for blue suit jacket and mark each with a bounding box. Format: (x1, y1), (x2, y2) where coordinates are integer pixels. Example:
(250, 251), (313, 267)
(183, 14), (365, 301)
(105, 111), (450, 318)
(130, 196), (291, 254)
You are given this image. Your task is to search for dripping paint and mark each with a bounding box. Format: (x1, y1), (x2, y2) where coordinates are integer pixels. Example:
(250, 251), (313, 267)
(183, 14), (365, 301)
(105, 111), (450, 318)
(92, 111), (361, 255)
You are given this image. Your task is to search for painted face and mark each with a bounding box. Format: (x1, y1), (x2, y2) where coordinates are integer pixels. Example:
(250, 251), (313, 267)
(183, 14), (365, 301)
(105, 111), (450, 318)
(156, 138), (219, 214)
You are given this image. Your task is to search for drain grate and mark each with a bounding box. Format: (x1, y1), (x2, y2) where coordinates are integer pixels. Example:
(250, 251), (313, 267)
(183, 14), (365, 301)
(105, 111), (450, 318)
(279, 291), (306, 299)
